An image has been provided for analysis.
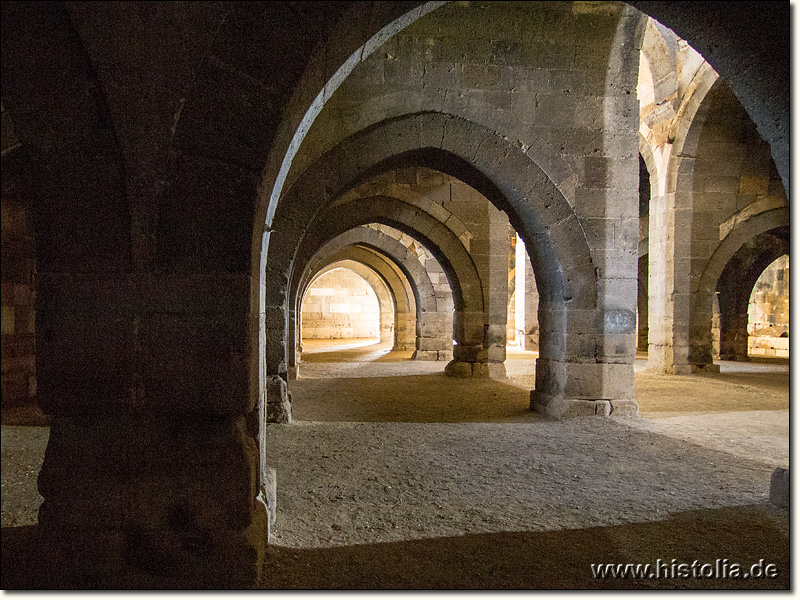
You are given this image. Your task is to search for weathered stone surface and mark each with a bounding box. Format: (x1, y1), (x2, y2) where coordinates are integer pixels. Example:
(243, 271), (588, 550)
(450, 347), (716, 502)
(444, 361), (472, 378)
(266, 376), (291, 424)
(411, 350), (440, 361)
(769, 467), (789, 509)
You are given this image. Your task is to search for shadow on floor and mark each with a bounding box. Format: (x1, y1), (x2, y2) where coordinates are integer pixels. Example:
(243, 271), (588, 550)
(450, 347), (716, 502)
(260, 504), (788, 590)
(1, 401), (50, 427)
(292, 372), (545, 423)
(2, 505), (787, 590)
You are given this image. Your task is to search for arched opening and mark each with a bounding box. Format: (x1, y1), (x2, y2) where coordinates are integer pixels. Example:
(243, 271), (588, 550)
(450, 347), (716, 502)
(710, 225), (789, 364)
(747, 255), (790, 359)
(300, 265), (387, 350)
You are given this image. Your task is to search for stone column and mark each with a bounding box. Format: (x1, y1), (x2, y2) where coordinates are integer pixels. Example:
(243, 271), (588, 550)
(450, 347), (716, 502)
(524, 252), (539, 351)
(286, 308), (299, 380)
(411, 254), (453, 361)
(637, 256), (649, 351)
(444, 184), (506, 377)
(35, 273), (269, 587)
(484, 204), (509, 376)
(506, 227), (517, 346)
(394, 309), (417, 351)
(533, 7), (642, 416)
(647, 159), (717, 374)
(718, 309), (749, 361)
(412, 311), (453, 361)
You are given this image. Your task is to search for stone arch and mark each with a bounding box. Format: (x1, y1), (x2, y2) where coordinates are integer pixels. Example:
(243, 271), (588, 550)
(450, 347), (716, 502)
(639, 134), (659, 203)
(664, 62), (719, 192)
(293, 196), (482, 315)
(627, 1), (789, 190)
(690, 207), (789, 367)
(301, 229), (431, 311)
(639, 19), (678, 108)
(647, 67), (727, 373)
(306, 245), (452, 364)
(685, 79), (786, 368)
(714, 227), (789, 361)
(301, 247), (417, 354)
(297, 225), (460, 360)
(301, 259), (394, 344)
(290, 196), (481, 371)
(0, 0), (788, 586)
(339, 174), (473, 250)
(696, 208), (790, 302)
(266, 112), (625, 417)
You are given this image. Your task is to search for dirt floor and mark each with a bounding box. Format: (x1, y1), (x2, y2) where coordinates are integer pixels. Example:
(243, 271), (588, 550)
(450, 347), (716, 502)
(1, 339), (790, 589)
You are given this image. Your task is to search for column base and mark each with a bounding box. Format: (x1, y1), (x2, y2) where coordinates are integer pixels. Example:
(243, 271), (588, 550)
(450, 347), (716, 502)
(444, 360), (506, 378)
(411, 350), (452, 361)
(531, 392), (639, 419)
(660, 363), (721, 375)
(647, 355), (721, 375)
(33, 503), (268, 589)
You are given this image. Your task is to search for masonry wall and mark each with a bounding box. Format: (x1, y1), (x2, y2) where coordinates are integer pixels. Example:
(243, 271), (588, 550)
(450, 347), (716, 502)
(301, 268), (381, 340)
(1, 194), (36, 406)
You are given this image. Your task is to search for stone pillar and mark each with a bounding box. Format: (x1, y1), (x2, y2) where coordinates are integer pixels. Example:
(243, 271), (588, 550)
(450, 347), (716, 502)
(394, 309), (417, 351)
(263, 229), (293, 423)
(286, 308), (300, 380)
(524, 252), (539, 351)
(647, 161), (717, 374)
(447, 309), (504, 377)
(484, 204), (509, 376)
(444, 186), (506, 377)
(531, 307), (639, 418)
(718, 310), (749, 361)
(0, 191), (37, 407)
(35, 273), (269, 587)
(533, 8), (642, 416)
(379, 304), (394, 344)
(506, 226), (517, 345)
(411, 311), (452, 361)
(411, 253), (453, 361)
(637, 255), (649, 351)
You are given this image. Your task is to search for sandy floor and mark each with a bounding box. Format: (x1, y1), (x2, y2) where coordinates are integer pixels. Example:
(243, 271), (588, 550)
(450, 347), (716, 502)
(1, 338), (790, 589)
(296, 339), (789, 467)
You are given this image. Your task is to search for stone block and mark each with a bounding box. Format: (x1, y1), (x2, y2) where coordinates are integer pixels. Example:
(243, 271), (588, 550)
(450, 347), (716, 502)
(262, 467), (277, 528)
(265, 376), (291, 423)
(444, 360), (472, 377)
(488, 362), (507, 379)
(411, 350), (439, 361)
(437, 350), (454, 362)
(769, 467), (789, 509)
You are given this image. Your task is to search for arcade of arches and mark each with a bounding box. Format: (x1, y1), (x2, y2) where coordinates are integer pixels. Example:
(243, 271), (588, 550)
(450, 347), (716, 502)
(0, 1), (789, 589)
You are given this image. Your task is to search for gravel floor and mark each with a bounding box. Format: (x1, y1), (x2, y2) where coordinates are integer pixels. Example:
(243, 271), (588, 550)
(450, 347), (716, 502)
(265, 419), (775, 549)
(1, 426), (48, 528)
